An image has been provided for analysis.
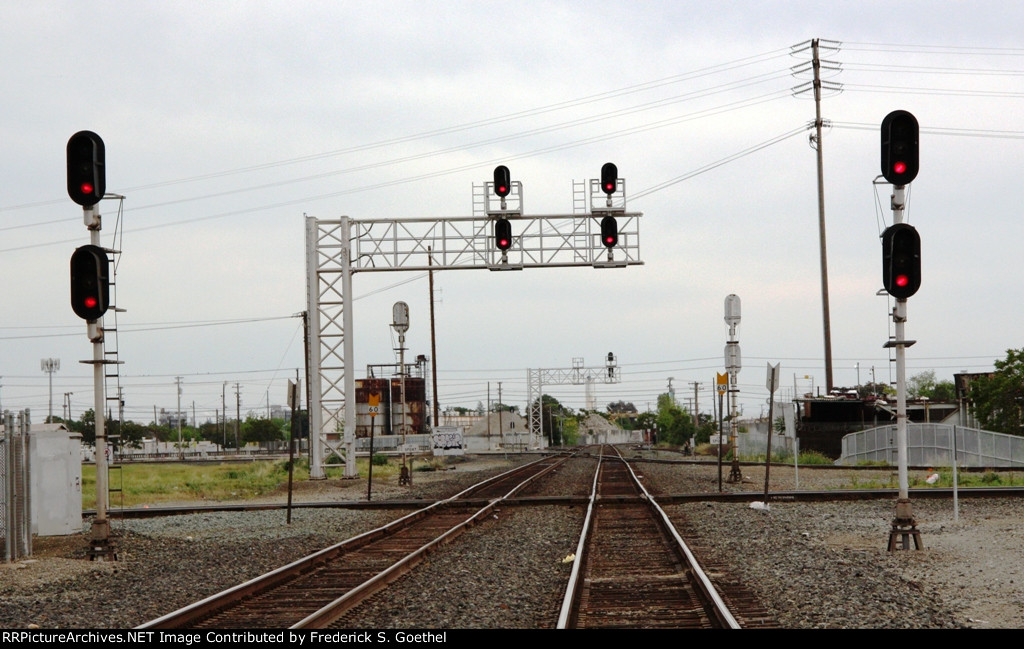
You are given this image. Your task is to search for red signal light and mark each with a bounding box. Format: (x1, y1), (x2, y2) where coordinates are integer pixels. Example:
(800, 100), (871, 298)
(70, 244), (110, 320)
(881, 223), (921, 299)
(493, 166), (511, 198)
(600, 162), (617, 197)
(66, 131), (106, 206)
(600, 215), (618, 248)
(881, 111), (918, 185)
(494, 218), (512, 251)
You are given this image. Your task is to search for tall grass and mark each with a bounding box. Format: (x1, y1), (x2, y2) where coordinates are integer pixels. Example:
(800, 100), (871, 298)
(83, 457), (401, 509)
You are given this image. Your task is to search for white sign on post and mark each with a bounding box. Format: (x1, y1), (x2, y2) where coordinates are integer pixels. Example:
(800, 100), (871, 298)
(766, 362), (780, 393)
(287, 380), (301, 410)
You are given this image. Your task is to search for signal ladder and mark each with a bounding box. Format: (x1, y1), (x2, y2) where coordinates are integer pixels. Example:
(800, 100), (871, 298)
(102, 196), (127, 518)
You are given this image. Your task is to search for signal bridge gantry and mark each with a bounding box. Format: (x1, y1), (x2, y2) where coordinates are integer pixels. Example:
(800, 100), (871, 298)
(527, 355), (621, 447)
(305, 165), (642, 478)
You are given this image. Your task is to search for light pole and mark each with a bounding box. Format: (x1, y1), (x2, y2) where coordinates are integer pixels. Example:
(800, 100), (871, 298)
(41, 358), (60, 423)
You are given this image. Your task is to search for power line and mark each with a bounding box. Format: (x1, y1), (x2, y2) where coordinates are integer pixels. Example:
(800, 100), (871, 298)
(0, 315), (299, 341)
(631, 126), (807, 201)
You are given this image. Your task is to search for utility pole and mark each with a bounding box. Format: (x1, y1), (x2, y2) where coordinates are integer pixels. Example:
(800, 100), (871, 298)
(498, 382), (504, 450)
(793, 38), (842, 393)
(689, 381), (702, 430)
(175, 377), (183, 459)
(812, 38), (834, 393)
(222, 382), (227, 450)
(235, 383), (241, 452)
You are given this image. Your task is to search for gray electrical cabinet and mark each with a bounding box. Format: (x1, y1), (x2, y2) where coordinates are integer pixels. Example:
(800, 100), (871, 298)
(30, 428), (82, 536)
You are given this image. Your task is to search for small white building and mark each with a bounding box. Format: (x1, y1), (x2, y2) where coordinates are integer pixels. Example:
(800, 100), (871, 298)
(462, 412), (532, 451)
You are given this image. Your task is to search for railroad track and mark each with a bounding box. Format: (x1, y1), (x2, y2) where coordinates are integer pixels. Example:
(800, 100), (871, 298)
(136, 454), (569, 629)
(557, 446), (775, 628)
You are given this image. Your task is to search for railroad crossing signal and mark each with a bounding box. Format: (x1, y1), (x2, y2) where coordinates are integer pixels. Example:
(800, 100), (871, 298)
(493, 165), (511, 198)
(494, 217), (512, 251)
(881, 110), (919, 185)
(601, 162), (618, 195)
(67, 131), (106, 206)
(882, 223), (921, 299)
(70, 244), (110, 320)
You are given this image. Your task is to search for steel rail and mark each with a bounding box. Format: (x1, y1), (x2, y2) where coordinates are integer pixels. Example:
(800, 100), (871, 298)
(291, 454), (572, 628)
(137, 454), (566, 629)
(555, 448), (603, 629)
(619, 449), (740, 629)
(557, 446), (741, 629)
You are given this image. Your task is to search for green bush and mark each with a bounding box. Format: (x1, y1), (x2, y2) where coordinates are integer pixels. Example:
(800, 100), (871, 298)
(797, 450), (834, 465)
(981, 470), (1002, 485)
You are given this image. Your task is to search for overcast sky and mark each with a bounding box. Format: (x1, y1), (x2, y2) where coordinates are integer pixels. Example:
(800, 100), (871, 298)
(3, 1), (1024, 426)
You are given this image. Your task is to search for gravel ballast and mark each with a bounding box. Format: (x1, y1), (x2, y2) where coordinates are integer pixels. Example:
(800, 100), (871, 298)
(1, 453), (1022, 630)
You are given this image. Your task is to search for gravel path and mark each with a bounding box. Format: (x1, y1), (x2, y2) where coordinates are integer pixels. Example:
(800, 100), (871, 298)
(1, 453), (1022, 630)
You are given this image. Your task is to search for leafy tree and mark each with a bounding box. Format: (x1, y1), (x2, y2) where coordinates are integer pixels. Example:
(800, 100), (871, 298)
(242, 416), (284, 447)
(930, 382), (957, 401)
(908, 371), (937, 399)
(607, 401), (637, 414)
(908, 370), (958, 401)
(858, 382), (895, 399)
(198, 421), (226, 446)
(655, 393), (695, 446)
(116, 421), (148, 449)
(970, 349), (1024, 436)
(77, 409), (95, 445)
(634, 411), (656, 433)
(561, 417), (579, 446)
(694, 413), (716, 445)
(528, 394), (570, 446)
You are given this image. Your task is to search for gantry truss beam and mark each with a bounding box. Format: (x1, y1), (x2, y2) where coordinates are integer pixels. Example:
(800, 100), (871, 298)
(349, 212), (642, 272)
(306, 209), (642, 478)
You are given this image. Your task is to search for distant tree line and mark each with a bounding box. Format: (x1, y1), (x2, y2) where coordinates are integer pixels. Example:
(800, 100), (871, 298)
(52, 410), (306, 450)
